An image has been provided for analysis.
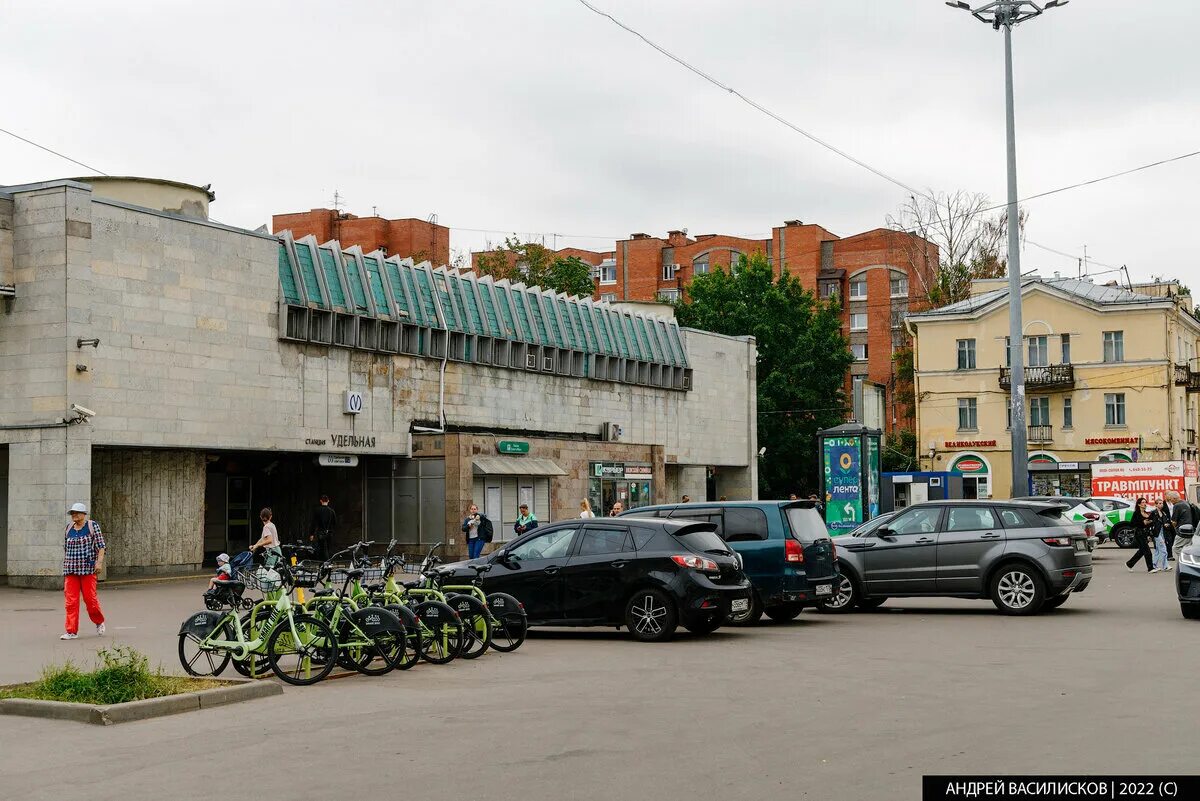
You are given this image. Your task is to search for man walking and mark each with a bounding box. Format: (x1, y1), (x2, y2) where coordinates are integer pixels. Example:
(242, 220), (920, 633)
(310, 495), (338, 561)
(61, 502), (106, 640)
(1167, 491), (1194, 563)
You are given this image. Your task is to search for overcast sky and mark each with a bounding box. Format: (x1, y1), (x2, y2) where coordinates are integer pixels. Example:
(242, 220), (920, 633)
(2, 0), (1196, 284)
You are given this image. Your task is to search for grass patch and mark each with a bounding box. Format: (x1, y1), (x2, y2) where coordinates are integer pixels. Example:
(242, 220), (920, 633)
(0, 645), (222, 705)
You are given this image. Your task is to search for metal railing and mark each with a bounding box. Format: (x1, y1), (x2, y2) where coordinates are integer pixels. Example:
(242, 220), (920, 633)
(999, 363), (1074, 390)
(1174, 364), (1200, 392)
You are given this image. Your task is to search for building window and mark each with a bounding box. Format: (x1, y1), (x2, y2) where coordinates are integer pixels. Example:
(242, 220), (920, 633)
(600, 292), (617, 303)
(1005, 337), (1010, 367)
(657, 288), (680, 302)
(890, 274), (908, 297)
(820, 281), (839, 300)
(849, 276), (867, 299)
(851, 343), (868, 361)
(1061, 333), (1071, 364)
(1006, 404), (1012, 430)
(693, 256), (709, 275)
(1063, 396), (1073, 429)
(958, 398), (978, 431)
(1027, 336), (1049, 367)
(1030, 397), (1050, 427)
(892, 328), (906, 350)
(1103, 331), (1124, 363)
(661, 263), (677, 281)
(957, 339), (976, 370)
(850, 313), (868, 331)
(597, 261), (617, 285)
(1105, 392), (1126, 426)
(890, 310), (905, 329)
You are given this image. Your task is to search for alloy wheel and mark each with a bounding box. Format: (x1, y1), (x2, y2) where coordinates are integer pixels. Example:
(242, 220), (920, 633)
(631, 594), (667, 635)
(826, 575), (855, 610)
(997, 570), (1036, 610)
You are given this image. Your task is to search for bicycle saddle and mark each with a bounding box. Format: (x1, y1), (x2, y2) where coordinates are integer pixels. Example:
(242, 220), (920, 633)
(344, 568), (365, 580)
(363, 582), (385, 594)
(401, 579), (422, 590)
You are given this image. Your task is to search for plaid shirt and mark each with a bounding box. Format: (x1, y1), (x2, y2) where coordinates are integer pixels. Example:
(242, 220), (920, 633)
(63, 520), (105, 575)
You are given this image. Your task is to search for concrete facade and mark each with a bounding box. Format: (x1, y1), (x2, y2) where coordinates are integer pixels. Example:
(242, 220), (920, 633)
(0, 180), (757, 586)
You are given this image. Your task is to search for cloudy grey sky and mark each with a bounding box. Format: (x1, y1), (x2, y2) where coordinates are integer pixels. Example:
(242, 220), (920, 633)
(2, 0), (1196, 284)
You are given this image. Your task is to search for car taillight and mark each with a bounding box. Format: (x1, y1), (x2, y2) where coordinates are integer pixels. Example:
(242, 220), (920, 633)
(1042, 536), (1072, 546)
(671, 554), (719, 572)
(1083, 512), (1100, 520)
(785, 539), (804, 563)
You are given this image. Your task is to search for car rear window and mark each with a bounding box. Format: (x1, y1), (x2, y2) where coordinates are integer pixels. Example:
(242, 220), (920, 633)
(785, 507), (829, 543)
(724, 507), (769, 542)
(671, 525), (732, 556)
(1081, 500), (1103, 511)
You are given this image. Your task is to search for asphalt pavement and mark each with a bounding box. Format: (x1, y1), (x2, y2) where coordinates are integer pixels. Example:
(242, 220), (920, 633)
(1, 545), (1197, 801)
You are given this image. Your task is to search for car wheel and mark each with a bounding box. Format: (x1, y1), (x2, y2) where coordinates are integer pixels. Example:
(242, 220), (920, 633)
(624, 589), (678, 642)
(1112, 525), (1135, 549)
(1181, 603), (1200, 620)
(764, 603), (803, 623)
(726, 590), (762, 626)
(1042, 594), (1070, 610)
(858, 596), (888, 611)
(990, 564), (1046, 616)
(817, 573), (859, 613)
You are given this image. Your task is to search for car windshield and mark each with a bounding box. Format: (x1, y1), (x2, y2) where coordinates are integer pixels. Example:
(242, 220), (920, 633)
(785, 506), (830, 543)
(671, 526), (731, 556)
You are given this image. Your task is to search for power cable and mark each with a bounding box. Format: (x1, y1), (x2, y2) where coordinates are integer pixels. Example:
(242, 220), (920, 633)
(0, 126), (109, 176)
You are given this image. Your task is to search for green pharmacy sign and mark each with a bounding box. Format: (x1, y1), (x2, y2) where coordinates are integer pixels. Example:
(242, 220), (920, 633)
(497, 440), (530, 455)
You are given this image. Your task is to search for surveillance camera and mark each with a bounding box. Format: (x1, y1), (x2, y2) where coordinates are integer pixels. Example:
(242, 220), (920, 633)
(71, 403), (96, 419)
(758, 446), (767, 457)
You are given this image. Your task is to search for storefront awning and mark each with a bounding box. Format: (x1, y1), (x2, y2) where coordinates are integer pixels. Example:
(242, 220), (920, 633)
(472, 456), (567, 477)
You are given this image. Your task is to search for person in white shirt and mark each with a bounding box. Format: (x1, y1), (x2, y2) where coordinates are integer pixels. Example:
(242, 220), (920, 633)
(579, 499), (596, 519)
(251, 507), (282, 567)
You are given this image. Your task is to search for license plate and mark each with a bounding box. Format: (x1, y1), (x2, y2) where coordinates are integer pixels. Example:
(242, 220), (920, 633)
(815, 584), (833, 596)
(731, 598), (750, 612)
(1074, 540), (1086, 552)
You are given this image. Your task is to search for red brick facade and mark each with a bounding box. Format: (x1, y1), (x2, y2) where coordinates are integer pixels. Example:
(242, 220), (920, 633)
(472, 220), (938, 431)
(272, 208), (450, 266)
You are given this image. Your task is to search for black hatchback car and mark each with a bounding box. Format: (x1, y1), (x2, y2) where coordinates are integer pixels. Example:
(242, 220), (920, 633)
(446, 518), (752, 642)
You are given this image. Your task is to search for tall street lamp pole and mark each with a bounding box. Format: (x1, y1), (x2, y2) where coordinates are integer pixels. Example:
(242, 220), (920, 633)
(946, 0), (1068, 498)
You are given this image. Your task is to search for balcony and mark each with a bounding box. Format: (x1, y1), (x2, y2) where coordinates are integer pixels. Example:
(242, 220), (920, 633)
(1028, 424), (1054, 444)
(999, 364), (1074, 391)
(1174, 364), (1200, 392)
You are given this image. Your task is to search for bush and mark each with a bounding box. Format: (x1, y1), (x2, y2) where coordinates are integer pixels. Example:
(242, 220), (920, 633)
(0, 645), (215, 705)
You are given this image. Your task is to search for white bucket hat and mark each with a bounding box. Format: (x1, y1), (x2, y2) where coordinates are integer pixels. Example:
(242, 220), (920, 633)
(68, 502), (87, 514)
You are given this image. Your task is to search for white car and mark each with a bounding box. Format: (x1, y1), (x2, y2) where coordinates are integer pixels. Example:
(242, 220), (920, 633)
(1014, 496), (1106, 549)
(1085, 497), (1139, 548)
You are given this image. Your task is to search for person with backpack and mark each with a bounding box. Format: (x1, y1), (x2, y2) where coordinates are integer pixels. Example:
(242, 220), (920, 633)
(514, 504), (539, 538)
(61, 502), (106, 640)
(462, 502), (493, 560)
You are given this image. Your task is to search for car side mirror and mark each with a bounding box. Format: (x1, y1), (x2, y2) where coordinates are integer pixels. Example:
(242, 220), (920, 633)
(877, 527), (896, 540)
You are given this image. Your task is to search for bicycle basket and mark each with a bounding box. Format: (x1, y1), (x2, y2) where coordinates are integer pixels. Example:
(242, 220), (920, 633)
(329, 565), (386, 585)
(240, 567), (284, 593)
(290, 564), (320, 589)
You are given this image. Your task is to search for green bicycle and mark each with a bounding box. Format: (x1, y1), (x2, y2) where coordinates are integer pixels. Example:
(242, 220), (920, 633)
(178, 562), (337, 686)
(426, 558), (528, 653)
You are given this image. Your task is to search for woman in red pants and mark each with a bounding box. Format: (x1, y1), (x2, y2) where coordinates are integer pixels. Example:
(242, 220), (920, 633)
(61, 502), (106, 640)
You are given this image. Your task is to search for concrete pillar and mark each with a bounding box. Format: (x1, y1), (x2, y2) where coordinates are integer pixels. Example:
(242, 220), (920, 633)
(715, 466), (755, 502)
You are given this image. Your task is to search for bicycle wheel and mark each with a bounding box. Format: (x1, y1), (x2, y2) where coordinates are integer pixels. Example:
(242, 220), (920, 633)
(385, 604), (421, 670)
(266, 614), (338, 686)
(485, 593), (528, 653)
(178, 623), (232, 677)
(448, 594), (492, 660)
(413, 600), (463, 665)
(232, 608), (272, 678)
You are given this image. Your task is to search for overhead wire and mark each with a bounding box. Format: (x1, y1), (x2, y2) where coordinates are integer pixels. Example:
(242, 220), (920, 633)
(0, 126), (109, 176)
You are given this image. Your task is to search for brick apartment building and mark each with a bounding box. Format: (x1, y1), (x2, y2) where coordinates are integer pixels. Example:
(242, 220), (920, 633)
(272, 208), (450, 266)
(473, 220), (939, 432)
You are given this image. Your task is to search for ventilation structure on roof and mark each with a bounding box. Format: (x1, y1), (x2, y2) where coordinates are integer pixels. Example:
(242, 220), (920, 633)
(276, 232), (693, 391)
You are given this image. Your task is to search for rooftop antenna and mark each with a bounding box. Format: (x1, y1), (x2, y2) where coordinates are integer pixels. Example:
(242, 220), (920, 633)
(1082, 244), (1088, 277)
(427, 213), (438, 225)
(332, 190), (345, 212)
(372, 205), (378, 217)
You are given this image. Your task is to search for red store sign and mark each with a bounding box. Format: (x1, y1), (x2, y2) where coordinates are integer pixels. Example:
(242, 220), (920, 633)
(1084, 436), (1139, 445)
(944, 440), (997, 448)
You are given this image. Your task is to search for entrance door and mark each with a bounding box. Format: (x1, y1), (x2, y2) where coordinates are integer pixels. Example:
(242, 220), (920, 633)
(227, 476), (253, 553)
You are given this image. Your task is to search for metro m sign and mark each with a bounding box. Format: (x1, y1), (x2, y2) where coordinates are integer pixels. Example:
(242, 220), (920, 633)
(1091, 461), (1186, 497)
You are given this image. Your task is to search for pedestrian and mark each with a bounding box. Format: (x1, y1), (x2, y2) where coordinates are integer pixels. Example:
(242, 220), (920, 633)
(461, 503), (492, 560)
(309, 494), (337, 561)
(789, 493), (798, 501)
(514, 504), (539, 538)
(61, 502), (106, 640)
(1162, 494), (1177, 556)
(1125, 497), (1155, 573)
(252, 507), (282, 568)
(1148, 498), (1170, 573)
(579, 499), (595, 519)
(1166, 490), (1195, 564)
(609, 501), (624, 516)
(681, 495), (691, 504)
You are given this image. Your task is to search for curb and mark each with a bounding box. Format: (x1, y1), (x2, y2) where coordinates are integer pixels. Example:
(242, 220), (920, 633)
(0, 679), (282, 725)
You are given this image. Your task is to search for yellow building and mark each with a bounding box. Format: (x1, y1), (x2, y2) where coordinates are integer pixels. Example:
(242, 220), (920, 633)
(907, 276), (1200, 499)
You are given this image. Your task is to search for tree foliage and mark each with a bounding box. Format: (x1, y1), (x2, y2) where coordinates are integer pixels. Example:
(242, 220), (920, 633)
(674, 252), (853, 498)
(474, 237), (596, 297)
(887, 190), (1027, 307)
(882, 428), (918, 473)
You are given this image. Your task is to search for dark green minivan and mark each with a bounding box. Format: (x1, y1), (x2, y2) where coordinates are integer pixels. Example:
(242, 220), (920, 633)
(620, 501), (837, 623)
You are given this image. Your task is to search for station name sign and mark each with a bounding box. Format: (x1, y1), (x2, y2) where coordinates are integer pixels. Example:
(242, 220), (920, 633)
(944, 440), (996, 448)
(304, 433), (378, 448)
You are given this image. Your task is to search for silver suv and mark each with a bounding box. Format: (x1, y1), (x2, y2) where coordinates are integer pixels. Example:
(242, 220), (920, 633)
(818, 500), (1093, 616)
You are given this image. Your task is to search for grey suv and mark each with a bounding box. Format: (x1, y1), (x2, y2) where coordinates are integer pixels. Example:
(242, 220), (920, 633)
(818, 500), (1093, 616)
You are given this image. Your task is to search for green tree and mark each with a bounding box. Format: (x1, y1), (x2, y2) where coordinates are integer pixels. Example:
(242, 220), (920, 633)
(475, 237), (595, 297)
(883, 428), (918, 473)
(674, 252), (853, 497)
